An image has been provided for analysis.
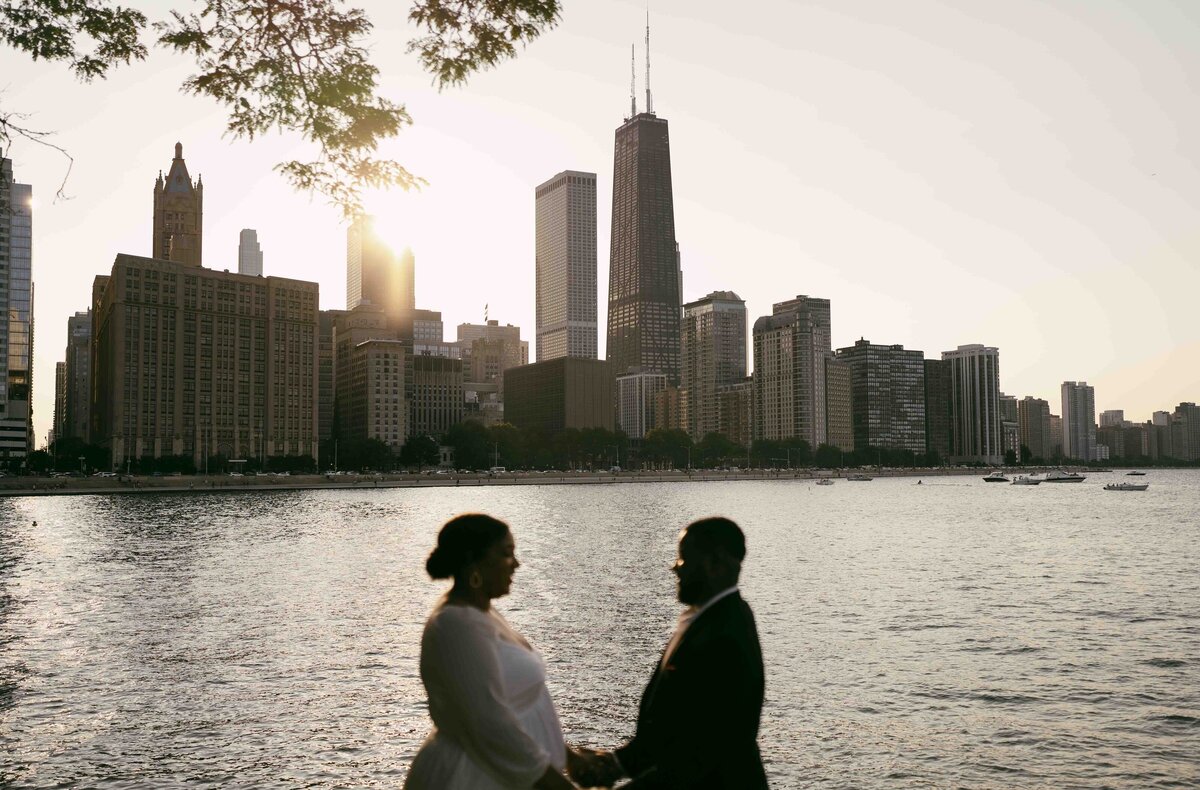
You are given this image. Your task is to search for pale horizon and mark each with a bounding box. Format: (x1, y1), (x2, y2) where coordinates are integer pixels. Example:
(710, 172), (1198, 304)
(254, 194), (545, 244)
(3, 0), (1198, 445)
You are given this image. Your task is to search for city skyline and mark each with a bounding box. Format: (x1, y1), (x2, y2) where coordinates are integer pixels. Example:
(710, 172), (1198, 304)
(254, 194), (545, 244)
(4, 1), (1200, 444)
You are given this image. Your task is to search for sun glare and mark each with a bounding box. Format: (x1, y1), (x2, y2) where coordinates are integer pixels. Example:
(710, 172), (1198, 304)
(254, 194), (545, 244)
(361, 187), (435, 259)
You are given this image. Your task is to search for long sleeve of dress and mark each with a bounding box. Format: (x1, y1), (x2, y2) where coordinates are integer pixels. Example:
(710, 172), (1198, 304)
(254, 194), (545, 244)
(421, 607), (551, 787)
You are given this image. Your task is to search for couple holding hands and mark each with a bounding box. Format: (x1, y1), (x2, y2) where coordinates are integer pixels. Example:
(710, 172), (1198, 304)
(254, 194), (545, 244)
(404, 513), (768, 789)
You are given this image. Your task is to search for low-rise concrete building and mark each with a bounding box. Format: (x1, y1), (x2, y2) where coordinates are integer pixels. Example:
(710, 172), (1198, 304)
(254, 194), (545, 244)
(504, 358), (614, 434)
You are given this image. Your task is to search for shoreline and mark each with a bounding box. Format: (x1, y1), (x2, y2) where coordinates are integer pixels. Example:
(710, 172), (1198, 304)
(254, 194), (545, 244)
(0, 466), (1121, 498)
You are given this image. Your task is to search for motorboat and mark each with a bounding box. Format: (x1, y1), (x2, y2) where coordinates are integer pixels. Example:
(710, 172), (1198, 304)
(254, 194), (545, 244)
(1104, 482), (1149, 491)
(1011, 476), (1041, 485)
(846, 474), (873, 481)
(1126, 471), (1146, 476)
(816, 478), (834, 486)
(983, 471), (1009, 482)
(1043, 470), (1087, 483)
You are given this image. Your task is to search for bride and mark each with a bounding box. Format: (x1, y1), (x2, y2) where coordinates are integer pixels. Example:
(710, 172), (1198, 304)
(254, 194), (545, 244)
(405, 513), (579, 789)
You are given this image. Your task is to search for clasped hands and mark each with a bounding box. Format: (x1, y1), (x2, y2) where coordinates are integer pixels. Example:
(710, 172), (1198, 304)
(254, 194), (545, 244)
(566, 745), (624, 788)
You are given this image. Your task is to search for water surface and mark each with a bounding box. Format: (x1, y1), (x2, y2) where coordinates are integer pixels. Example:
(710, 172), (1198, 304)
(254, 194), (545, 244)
(1, 472), (1197, 787)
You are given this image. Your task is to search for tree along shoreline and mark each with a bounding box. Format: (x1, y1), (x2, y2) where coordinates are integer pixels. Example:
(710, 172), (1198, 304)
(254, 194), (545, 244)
(4, 465), (1191, 499)
(35, 426), (1200, 479)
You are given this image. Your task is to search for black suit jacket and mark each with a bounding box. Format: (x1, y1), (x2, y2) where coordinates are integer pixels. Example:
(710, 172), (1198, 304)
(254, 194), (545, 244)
(615, 592), (768, 789)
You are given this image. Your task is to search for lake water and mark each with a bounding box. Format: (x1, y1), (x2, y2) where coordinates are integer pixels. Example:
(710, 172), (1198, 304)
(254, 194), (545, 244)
(1, 472), (1197, 788)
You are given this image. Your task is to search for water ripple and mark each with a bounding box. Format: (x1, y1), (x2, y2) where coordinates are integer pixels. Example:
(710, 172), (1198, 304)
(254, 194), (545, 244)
(1, 473), (1199, 787)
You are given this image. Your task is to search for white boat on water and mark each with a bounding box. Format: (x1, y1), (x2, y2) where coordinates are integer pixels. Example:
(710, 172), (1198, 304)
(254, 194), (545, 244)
(1105, 482), (1149, 491)
(983, 471), (1009, 482)
(1011, 476), (1041, 485)
(816, 478), (834, 486)
(1043, 470), (1087, 483)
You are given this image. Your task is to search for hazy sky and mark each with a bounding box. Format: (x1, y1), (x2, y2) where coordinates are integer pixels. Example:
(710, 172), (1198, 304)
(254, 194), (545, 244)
(3, 0), (1199, 445)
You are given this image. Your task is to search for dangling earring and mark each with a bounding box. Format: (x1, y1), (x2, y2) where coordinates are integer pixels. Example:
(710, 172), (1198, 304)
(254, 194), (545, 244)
(469, 570), (483, 589)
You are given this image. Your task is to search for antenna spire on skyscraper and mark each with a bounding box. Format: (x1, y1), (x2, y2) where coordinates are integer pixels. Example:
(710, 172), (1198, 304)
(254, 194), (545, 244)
(645, 11), (653, 114)
(630, 44), (637, 117)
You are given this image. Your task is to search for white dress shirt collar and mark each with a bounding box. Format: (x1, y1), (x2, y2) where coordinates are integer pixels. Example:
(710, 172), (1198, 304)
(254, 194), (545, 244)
(687, 585), (740, 624)
(661, 586), (740, 669)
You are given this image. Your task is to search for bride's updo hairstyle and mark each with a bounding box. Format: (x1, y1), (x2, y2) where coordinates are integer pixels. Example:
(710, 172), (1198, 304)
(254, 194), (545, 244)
(426, 513), (510, 580)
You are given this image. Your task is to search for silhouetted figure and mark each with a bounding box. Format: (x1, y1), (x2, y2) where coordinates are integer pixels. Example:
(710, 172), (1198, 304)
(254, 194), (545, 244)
(572, 517), (768, 789)
(405, 514), (575, 790)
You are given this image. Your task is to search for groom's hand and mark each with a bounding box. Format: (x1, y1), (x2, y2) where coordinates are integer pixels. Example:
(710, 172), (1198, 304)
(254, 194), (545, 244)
(567, 746), (624, 788)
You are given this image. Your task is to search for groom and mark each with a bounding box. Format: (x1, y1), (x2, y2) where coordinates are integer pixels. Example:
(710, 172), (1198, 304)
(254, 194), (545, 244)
(572, 517), (768, 789)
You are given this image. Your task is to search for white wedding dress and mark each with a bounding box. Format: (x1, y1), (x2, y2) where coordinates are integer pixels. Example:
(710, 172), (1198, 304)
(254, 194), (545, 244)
(405, 599), (566, 789)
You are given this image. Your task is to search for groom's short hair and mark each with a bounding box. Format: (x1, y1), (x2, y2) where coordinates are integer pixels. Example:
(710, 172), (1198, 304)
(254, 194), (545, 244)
(684, 517), (746, 563)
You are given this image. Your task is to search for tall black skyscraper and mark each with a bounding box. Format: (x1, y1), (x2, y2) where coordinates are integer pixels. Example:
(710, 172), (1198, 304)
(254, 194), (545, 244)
(606, 24), (681, 384)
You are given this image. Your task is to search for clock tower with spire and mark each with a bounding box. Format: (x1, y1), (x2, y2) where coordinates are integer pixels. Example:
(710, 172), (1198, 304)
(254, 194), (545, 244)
(152, 142), (204, 266)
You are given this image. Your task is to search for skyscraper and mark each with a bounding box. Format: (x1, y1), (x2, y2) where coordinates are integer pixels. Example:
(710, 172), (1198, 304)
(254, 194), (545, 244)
(942, 344), (1002, 465)
(346, 215), (414, 321)
(999, 392), (1020, 461)
(1049, 414), (1064, 459)
(606, 68), (681, 383)
(752, 295), (831, 447)
(1061, 381), (1097, 461)
(345, 338), (408, 450)
(923, 359), (951, 462)
(1018, 396), (1051, 461)
(717, 378), (754, 450)
(332, 304), (403, 447)
(535, 170), (597, 361)
(682, 291), (747, 440)
(64, 310), (91, 442)
(152, 143), (203, 266)
(53, 361), (67, 446)
(0, 157), (34, 463)
(317, 310), (340, 452)
(824, 356), (854, 453)
(1171, 402), (1199, 461)
(238, 229), (263, 276)
(835, 339), (926, 455)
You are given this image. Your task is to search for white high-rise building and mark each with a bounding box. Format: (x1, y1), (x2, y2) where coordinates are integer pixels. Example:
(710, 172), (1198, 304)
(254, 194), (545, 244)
(0, 158), (33, 463)
(238, 228), (263, 276)
(942, 344), (1002, 465)
(1061, 381), (1097, 461)
(616, 369), (667, 440)
(535, 170), (597, 361)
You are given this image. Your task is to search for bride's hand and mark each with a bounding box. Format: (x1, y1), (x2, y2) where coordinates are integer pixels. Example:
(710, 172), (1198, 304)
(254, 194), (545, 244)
(533, 764), (577, 790)
(566, 746), (623, 788)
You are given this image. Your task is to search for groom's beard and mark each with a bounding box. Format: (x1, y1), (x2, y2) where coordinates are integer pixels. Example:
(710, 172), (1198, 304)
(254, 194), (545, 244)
(677, 575), (705, 605)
